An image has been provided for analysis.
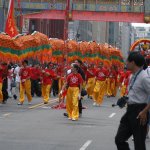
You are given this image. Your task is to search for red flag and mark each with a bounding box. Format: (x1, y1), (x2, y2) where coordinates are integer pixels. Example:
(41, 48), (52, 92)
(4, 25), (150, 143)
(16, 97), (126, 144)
(5, 0), (19, 37)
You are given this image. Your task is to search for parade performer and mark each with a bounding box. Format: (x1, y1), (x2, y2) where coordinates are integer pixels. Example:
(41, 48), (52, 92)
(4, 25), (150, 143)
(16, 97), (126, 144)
(120, 68), (131, 97)
(63, 63), (83, 121)
(107, 65), (118, 97)
(92, 62), (109, 106)
(85, 63), (96, 99)
(0, 64), (4, 104)
(30, 64), (42, 97)
(2, 63), (8, 104)
(52, 68), (68, 109)
(41, 63), (57, 104)
(18, 60), (32, 105)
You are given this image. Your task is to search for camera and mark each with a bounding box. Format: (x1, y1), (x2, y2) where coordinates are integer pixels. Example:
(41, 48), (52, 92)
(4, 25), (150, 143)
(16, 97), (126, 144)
(112, 96), (128, 108)
(117, 96), (128, 108)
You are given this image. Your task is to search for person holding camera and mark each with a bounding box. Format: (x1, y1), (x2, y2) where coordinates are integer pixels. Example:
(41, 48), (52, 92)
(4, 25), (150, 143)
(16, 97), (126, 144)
(115, 52), (150, 150)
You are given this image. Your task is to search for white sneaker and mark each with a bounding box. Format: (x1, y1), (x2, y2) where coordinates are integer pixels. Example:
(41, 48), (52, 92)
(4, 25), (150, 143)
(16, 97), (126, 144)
(93, 102), (97, 106)
(72, 118), (77, 121)
(28, 102), (32, 105)
(18, 102), (23, 105)
(68, 118), (71, 120)
(96, 104), (101, 107)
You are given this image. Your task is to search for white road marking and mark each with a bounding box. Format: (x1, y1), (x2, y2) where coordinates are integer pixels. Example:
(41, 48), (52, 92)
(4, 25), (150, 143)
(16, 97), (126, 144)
(41, 106), (51, 109)
(80, 140), (92, 150)
(3, 113), (12, 117)
(109, 113), (116, 118)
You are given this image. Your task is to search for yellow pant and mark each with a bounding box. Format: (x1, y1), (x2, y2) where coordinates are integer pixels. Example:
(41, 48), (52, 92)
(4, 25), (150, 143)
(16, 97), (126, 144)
(107, 78), (116, 96)
(19, 79), (32, 103)
(42, 84), (51, 103)
(106, 78), (110, 96)
(93, 80), (106, 105)
(0, 83), (3, 103)
(86, 77), (95, 97)
(120, 84), (127, 97)
(113, 83), (118, 97)
(66, 87), (79, 120)
(58, 78), (65, 93)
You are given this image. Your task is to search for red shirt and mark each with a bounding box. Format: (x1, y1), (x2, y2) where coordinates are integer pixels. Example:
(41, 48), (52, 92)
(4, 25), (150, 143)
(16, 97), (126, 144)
(109, 70), (117, 79)
(30, 67), (41, 80)
(1, 65), (8, 79)
(118, 70), (125, 83)
(95, 68), (108, 81)
(20, 67), (31, 81)
(124, 71), (131, 86)
(67, 73), (83, 87)
(42, 69), (56, 85)
(0, 68), (3, 83)
(86, 68), (96, 80)
(57, 66), (63, 76)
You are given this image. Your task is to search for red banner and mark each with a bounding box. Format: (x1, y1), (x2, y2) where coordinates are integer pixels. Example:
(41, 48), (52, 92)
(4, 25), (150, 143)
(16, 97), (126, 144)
(23, 10), (145, 23)
(5, 0), (19, 37)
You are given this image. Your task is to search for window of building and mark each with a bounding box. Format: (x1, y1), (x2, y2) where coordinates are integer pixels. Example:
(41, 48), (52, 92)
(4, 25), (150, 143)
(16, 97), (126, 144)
(96, 0), (119, 4)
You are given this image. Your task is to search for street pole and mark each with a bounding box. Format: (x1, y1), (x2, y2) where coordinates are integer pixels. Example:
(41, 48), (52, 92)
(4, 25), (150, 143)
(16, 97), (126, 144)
(63, 0), (70, 40)
(2, 0), (5, 31)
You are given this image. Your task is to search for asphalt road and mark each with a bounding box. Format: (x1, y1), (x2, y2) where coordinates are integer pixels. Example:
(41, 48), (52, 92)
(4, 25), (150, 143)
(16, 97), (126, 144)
(0, 95), (150, 150)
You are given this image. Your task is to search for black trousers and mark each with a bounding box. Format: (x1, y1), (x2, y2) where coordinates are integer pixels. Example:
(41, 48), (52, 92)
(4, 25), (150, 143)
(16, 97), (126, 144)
(2, 78), (8, 102)
(52, 79), (59, 96)
(78, 99), (82, 114)
(115, 104), (148, 150)
(31, 79), (41, 97)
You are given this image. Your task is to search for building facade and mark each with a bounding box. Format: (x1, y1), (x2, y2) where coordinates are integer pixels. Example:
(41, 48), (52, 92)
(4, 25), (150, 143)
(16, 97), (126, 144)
(118, 23), (131, 58)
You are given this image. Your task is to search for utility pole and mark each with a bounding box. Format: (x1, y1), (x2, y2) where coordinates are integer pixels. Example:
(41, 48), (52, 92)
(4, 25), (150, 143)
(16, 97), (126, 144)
(64, 0), (72, 40)
(2, 0), (5, 31)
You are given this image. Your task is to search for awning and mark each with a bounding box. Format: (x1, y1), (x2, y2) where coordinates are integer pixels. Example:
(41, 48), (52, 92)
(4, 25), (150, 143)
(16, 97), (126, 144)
(23, 10), (66, 20)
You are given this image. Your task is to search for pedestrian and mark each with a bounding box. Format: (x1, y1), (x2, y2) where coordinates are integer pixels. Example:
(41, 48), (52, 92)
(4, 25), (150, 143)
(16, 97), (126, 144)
(115, 51), (150, 150)
(145, 58), (150, 139)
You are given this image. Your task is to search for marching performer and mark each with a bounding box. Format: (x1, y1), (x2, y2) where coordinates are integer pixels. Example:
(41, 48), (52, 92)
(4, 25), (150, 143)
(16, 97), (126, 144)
(120, 68), (131, 97)
(107, 65), (118, 97)
(18, 60), (32, 105)
(41, 63), (57, 104)
(86, 63), (96, 99)
(0, 64), (4, 104)
(92, 62), (108, 106)
(63, 63), (83, 121)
